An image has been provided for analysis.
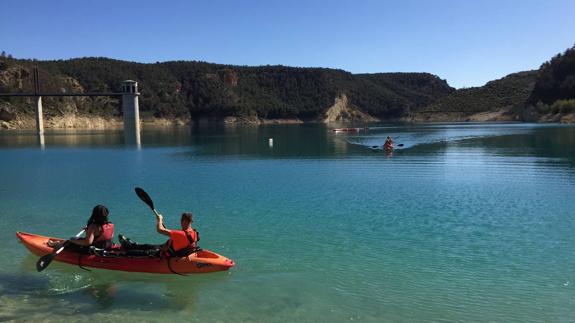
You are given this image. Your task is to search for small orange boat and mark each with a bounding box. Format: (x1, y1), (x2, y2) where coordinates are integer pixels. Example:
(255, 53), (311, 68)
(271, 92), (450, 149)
(16, 231), (234, 274)
(332, 127), (362, 132)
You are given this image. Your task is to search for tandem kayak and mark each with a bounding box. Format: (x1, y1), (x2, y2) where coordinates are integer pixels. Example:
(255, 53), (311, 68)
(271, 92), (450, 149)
(16, 231), (234, 274)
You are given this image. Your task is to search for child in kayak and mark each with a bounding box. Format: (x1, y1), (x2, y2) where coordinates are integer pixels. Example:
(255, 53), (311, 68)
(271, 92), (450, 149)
(114, 212), (200, 257)
(48, 205), (114, 252)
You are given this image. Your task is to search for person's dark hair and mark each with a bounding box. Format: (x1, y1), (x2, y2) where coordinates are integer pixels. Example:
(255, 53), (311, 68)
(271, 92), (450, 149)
(87, 205), (110, 226)
(181, 212), (193, 223)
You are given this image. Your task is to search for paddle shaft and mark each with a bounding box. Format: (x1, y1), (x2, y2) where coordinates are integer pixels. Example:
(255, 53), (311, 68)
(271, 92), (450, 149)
(372, 143), (404, 149)
(36, 229), (85, 272)
(54, 229), (86, 255)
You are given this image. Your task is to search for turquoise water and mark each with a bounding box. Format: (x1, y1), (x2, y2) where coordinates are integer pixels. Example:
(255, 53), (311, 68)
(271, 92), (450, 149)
(1, 123), (575, 322)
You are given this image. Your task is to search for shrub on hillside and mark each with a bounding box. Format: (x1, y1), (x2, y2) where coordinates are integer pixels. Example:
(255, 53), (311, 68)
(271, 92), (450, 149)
(551, 99), (575, 114)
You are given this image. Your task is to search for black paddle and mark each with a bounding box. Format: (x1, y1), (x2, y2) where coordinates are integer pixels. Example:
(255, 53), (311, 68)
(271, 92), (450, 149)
(371, 143), (404, 149)
(135, 187), (161, 217)
(36, 229), (86, 272)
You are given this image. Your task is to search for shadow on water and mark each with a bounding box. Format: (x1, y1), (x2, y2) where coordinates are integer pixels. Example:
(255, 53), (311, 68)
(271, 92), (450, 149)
(0, 254), (230, 319)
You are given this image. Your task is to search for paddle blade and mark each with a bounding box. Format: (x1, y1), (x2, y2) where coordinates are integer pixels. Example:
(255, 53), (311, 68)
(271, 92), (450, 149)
(135, 187), (154, 210)
(397, 144), (404, 147)
(36, 254), (55, 272)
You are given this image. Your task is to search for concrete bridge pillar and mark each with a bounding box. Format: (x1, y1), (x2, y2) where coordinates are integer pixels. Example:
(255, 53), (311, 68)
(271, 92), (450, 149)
(35, 96), (44, 135)
(121, 80), (141, 146)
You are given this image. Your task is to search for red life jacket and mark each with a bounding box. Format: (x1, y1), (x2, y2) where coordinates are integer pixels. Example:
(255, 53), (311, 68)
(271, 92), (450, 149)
(93, 222), (114, 249)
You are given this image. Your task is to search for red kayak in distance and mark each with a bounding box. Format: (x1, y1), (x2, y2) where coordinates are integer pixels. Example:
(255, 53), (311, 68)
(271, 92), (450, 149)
(17, 231), (234, 274)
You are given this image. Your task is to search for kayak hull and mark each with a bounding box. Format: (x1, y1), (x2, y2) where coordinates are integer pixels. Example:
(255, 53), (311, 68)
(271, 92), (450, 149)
(16, 231), (234, 274)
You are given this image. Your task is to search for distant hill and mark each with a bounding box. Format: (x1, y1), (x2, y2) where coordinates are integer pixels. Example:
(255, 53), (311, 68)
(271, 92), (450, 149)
(412, 71), (538, 122)
(523, 45), (575, 122)
(2, 44), (574, 128)
(412, 44), (575, 123)
(0, 56), (454, 127)
(529, 45), (575, 104)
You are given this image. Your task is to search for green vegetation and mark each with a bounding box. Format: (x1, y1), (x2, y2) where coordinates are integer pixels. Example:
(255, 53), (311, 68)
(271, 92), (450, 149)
(406, 45), (575, 121)
(550, 99), (575, 114)
(415, 71), (538, 116)
(529, 45), (575, 105)
(0, 56), (453, 121)
(2, 44), (574, 123)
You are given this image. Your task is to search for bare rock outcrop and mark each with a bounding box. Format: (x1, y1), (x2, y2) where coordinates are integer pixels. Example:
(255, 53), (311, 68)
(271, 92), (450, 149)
(221, 69), (238, 87)
(323, 94), (378, 123)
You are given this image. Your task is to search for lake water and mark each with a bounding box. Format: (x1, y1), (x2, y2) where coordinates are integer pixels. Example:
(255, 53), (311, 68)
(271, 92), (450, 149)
(0, 123), (574, 322)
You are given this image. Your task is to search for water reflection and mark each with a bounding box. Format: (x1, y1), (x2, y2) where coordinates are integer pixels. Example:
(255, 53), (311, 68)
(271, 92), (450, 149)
(1, 123), (575, 164)
(124, 127), (141, 148)
(7, 255), (228, 315)
(0, 129), (125, 147)
(37, 133), (45, 149)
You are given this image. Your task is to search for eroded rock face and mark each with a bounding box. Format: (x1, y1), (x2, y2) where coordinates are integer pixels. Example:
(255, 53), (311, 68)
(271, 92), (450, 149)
(0, 67), (30, 90)
(221, 69), (238, 87)
(59, 76), (85, 93)
(323, 94), (378, 123)
(0, 108), (16, 122)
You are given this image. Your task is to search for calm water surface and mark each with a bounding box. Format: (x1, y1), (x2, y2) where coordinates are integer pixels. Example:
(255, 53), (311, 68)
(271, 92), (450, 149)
(0, 123), (574, 322)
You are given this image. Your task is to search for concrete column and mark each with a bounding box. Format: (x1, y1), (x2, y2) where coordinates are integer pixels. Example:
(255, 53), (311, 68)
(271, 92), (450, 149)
(122, 92), (141, 146)
(35, 96), (44, 135)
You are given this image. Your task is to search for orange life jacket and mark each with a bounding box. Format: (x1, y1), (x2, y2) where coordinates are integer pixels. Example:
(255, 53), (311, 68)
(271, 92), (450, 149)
(167, 228), (199, 256)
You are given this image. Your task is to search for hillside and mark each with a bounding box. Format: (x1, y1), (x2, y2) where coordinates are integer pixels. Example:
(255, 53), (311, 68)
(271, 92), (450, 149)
(2, 45), (574, 128)
(0, 57), (454, 128)
(523, 45), (575, 122)
(412, 45), (575, 123)
(412, 71), (538, 122)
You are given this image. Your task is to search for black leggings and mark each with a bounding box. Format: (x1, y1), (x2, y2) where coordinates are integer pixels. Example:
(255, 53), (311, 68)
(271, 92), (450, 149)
(123, 242), (162, 257)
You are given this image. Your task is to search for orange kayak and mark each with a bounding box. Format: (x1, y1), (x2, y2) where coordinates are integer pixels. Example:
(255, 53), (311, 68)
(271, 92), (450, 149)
(16, 231), (234, 274)
(332, 127), (363, 132)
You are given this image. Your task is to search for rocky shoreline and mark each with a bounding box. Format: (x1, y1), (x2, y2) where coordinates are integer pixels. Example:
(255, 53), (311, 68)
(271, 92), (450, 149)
(4, 115), (575, 131)
(3, 111), (575, 130)
(2, 94), (575, 130)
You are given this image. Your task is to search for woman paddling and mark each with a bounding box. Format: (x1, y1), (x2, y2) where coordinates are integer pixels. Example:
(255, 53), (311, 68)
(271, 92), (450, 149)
(48, 205), (114, 252)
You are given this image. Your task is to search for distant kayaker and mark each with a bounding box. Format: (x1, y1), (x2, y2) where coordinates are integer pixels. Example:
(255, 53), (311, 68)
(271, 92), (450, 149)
(384, 136), (394, 151)
(48, 204), (114, 251)
(118, 212), (199, 257)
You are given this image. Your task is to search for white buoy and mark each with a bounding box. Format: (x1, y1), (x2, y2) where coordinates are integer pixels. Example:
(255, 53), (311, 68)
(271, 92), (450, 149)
(269, 138), (273, 148)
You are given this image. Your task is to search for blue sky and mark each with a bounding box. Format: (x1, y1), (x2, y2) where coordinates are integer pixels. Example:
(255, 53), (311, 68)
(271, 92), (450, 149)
(1, 0), (574, 88)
